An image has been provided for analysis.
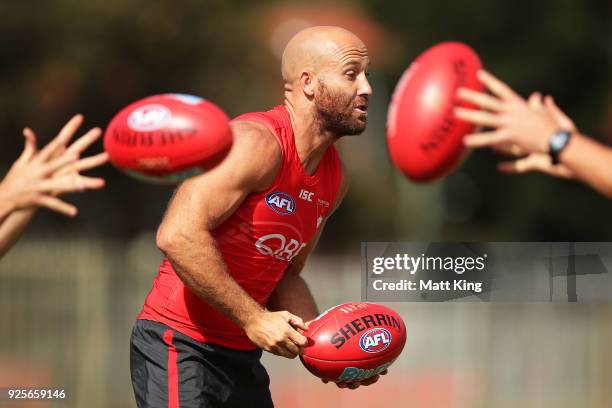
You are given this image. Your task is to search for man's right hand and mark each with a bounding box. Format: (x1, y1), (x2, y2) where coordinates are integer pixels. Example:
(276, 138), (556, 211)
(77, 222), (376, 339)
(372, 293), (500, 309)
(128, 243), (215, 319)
(244, 311), (309, 359)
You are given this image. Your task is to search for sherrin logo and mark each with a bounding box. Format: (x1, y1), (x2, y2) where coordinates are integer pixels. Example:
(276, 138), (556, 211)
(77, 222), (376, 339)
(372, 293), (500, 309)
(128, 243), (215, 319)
(265, 192), (295, 216)
(359, 328), (392, 353)
(128, 104), (172, 131)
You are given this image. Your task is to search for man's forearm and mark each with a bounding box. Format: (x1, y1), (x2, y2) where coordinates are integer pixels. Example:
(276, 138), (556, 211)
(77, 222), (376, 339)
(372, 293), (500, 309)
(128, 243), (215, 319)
(561, 134), (612, 199)
(162, 231), (264, 328)
(268, 274), (319, 322)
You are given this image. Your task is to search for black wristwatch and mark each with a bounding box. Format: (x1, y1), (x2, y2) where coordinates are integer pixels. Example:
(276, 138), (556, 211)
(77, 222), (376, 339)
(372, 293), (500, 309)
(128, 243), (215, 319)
(548, 130), (572, 165)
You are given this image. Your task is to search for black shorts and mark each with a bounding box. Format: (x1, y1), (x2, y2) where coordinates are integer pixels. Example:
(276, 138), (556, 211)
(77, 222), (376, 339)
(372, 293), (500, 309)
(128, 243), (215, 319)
(130, 320), (274, 408)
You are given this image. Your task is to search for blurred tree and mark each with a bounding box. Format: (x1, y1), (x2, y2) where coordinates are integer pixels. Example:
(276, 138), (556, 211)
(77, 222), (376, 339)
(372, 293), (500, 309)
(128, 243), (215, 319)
(0, 0), (609, 244)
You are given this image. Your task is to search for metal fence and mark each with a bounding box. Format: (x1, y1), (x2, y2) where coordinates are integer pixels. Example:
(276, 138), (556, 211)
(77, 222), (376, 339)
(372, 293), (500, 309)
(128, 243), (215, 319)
(0, 235), (610, 407)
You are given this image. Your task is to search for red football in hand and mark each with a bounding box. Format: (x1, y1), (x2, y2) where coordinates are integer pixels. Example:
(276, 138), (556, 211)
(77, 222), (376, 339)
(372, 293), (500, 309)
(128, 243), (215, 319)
(104, 94), (232, 183)
(387, 42), (484, 182)
(300, 302), (406, 382)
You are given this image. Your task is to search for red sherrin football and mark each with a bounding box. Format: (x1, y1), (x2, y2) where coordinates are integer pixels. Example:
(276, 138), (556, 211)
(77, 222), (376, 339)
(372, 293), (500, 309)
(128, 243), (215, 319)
(386, 42), (484, 182)
(300, 302), (407, 382)
(103, 93), (232, 183)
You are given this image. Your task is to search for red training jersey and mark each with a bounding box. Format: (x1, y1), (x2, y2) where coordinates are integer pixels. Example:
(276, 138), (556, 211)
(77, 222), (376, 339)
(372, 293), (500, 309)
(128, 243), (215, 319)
(138, 105), (343, 350)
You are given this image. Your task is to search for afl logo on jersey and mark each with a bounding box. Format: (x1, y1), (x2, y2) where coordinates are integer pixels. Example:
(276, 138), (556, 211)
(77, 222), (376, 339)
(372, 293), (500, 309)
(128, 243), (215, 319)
(265, 192), (295, 216)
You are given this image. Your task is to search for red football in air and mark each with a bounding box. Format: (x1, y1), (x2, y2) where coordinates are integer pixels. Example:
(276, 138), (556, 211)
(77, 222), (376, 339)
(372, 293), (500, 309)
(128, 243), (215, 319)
(300, 302), (406, 382)
(103, 94), (232, 183)
(386, 42), (484, 182)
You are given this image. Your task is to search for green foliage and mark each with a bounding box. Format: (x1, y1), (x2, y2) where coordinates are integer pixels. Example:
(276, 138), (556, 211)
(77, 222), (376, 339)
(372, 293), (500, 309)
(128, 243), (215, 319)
(0, 0), (610, 242)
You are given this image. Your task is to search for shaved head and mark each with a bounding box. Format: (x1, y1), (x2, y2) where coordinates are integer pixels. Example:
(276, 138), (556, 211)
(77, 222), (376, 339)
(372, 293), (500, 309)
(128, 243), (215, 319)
(281, 26), (368, 85)
(281, 26), (371, 137)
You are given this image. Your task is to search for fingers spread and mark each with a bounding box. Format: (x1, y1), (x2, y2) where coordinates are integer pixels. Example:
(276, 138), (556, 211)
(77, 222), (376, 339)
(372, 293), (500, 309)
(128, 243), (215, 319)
(456, 87), (503, 111)
(66, 127), (102, 156)
(38, 175), (105, 195)
(43, 151), (79, 176)
(454, 107), (501, 128)
(34, 195), (77, 217)
(18, 128), (38, 163)
(37, 114), (83, 163)
(477, 70), (520, 101)
(73, 152), (109, 172)
(73, 175), (106, 190)
(463, 130), (510, 148)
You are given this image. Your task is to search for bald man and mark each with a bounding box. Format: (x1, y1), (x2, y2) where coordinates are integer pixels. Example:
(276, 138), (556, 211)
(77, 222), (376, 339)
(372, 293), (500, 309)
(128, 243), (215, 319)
(130, 26), (378, 407)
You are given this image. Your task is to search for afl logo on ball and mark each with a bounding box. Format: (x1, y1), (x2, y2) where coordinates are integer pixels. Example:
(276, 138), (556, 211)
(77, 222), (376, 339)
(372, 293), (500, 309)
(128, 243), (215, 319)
(127, 104), (172, 131)
(265, 192), (295, 216)
(359, 328), (392, 353)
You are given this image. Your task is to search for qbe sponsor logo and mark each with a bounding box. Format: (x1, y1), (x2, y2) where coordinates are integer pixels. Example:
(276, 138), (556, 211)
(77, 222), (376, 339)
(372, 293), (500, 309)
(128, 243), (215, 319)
(359, 328), (392, 353)
(128, 104), (172, 131)
(255, 233), (307, 262)
(265, 192), (295, 216)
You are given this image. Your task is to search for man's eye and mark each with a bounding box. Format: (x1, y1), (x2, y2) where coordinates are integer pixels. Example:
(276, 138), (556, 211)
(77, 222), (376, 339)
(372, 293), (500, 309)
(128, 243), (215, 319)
(346, 72), (356, 79)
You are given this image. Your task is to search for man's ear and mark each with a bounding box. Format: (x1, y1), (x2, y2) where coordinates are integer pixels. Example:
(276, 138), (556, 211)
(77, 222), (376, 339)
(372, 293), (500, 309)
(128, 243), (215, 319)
(300, 71), (315, 98)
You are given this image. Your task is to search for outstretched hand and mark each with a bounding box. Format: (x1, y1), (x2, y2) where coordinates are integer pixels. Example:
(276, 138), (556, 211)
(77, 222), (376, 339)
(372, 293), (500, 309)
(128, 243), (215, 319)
(0, 114), (108, 216)
(454, 70), (577, 178)
(492, 93), (576, 178)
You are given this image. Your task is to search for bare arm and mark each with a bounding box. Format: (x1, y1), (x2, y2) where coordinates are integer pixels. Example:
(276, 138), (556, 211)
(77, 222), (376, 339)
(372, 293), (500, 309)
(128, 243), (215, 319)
(0, 201), (15, 224)
(156, 121), (308, 358)
(0, 209), (36, 259)
(554, 131), (612, 199)
(266, 226), (324, 322)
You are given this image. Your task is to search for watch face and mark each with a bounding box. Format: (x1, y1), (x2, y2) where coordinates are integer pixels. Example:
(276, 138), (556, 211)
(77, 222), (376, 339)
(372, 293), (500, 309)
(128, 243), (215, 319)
(551, 135), (566, 149)
(551, 132), (570, 151)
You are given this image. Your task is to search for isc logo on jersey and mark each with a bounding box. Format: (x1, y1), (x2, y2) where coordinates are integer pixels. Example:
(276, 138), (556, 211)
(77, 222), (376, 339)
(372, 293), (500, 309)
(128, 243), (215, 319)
(359, 328), (392, 353)
(265, 192), (295, 216)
